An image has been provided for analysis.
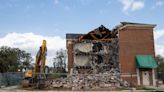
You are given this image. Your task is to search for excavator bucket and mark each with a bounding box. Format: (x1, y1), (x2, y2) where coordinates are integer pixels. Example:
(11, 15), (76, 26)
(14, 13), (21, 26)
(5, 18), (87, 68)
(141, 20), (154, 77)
(42, 40), (46, 48)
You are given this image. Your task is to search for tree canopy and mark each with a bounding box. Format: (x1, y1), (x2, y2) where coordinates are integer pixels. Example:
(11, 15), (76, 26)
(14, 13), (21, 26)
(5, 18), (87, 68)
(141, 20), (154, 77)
(155, 55), (164, 72)
(53, 49), (66, 73)
(0, 46), (33, 73)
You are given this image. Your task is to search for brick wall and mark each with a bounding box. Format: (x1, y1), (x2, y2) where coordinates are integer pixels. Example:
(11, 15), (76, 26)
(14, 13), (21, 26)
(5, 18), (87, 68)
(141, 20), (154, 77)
(67, 40), (74, 72)
(119, 26), (155, 85)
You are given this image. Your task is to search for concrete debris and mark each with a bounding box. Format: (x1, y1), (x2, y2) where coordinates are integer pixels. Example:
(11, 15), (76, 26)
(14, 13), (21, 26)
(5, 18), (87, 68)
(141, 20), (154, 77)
(51, 72), (129, 90)
(50, 38), (129, 90)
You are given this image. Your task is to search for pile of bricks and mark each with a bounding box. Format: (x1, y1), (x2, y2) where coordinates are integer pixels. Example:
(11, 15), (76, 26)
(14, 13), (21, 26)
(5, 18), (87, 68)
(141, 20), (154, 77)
(51, 71), (129, 90)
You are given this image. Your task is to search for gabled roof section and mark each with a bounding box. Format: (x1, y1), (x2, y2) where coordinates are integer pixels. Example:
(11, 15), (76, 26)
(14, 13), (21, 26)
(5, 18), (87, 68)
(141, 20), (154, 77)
(79, 25), (113, 41)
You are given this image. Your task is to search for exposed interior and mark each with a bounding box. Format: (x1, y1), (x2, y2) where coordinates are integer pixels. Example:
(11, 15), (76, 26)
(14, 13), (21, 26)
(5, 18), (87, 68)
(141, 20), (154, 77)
(73, 25), (119, 74)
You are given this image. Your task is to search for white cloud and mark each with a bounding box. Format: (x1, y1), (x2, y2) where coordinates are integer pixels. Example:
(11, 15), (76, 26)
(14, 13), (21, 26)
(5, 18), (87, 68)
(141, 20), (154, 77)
(0, 32), (66, 66)
(156, 0), (164, 6)
(154, 29), (164, 40)
(54, 0), (59, 5)
(131, 1), (144, 11)
(64, 6), (71, 11)
(78, 0), (93, 5)
(152, 0), (164, 9)
(119, 0), (133, 12)
(107, 1), (112, 5)
(155, 45), (164, 57)
(119, 0), (144, 14)
(154, 29), (164, 57)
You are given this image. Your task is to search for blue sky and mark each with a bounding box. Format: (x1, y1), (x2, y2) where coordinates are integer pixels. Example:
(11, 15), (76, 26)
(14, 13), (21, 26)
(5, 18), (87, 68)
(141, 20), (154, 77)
(0, 0), (164, 66)
(0, 0), (164, 37)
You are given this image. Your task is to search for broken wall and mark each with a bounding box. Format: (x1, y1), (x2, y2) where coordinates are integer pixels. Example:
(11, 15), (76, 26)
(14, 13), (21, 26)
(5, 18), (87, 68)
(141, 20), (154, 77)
(73, 38), (119, 74)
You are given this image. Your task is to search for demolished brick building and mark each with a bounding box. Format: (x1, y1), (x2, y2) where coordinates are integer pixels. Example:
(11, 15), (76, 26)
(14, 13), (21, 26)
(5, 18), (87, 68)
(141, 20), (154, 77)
(66, 22), (158, 86)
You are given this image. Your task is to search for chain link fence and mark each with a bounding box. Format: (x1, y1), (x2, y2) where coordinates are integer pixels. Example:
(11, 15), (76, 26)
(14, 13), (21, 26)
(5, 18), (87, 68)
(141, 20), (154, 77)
(0, 72), (23, 88)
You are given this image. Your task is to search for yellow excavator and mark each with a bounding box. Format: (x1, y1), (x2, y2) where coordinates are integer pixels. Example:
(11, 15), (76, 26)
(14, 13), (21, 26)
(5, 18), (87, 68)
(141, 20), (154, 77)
(22, 40), (48, 89)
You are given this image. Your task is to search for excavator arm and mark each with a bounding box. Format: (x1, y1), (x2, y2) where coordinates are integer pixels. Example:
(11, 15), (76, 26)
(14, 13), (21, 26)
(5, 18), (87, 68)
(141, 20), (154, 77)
(34, 40), (47, 79)
(22, 40), (48, 89)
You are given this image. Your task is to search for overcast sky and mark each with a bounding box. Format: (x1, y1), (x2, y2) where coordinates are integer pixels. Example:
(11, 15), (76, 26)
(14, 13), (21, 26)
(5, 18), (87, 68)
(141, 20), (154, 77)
(0, 0), (164, 66)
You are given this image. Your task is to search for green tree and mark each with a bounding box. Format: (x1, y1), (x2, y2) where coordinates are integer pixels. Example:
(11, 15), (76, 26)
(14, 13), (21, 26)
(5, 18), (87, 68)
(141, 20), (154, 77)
(155, 55), (164, 72)
(53, 49), (66, 73)
(0, 46), (33, 73)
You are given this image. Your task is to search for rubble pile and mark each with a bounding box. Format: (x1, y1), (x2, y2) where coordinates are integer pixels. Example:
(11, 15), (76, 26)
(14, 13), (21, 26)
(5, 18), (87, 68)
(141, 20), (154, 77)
(51, 71), (129, 90)
(71, 74), (129, 90)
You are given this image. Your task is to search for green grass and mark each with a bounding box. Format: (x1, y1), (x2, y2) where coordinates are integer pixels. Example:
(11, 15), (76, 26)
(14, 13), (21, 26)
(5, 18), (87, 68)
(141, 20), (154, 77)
(145, 90), (164, 92)
(48, 73), (67, 79)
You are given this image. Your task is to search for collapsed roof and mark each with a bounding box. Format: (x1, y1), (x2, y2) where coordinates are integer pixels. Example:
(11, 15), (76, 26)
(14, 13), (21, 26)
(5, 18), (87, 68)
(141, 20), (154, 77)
(66, 25), (117, 41)
(66, 22), (156, 41)
(79, 25), (113, 41)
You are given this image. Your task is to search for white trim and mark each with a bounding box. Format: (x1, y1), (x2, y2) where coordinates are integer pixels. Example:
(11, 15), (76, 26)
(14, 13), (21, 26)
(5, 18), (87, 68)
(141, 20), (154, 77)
(119, 24), (156, 30)
(136, 68), (140, 85)
(152, 69), (156, 86)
